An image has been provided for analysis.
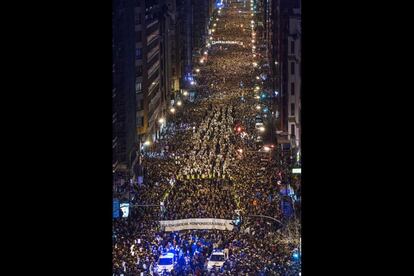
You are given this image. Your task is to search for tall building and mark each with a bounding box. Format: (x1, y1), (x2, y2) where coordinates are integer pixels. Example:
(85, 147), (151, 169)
(160, 0), (182, 109)
(193, 0), (210, 51)
(268, 0), (301, 150)
(135, 0), (164, 144)
(177, 0), (194, 79)
(286, 5), (301, 150)
(112, 0), (137, 173)
(177, 0), (215, 83)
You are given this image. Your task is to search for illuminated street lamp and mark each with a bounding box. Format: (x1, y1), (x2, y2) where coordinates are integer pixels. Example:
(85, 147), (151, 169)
(263, 146), (270, 152)
(183, 91), (189, 96)
(256, 105), (261, 110)
(252, 62), (257, 67)
(259, 126), (266, 132)
(144, 140), (151, 147)
(256, 76), (260, 80)
(195, 68), (200, 73)
(177, 100), (182, 106)
(204, 51), (208, 55)
(170, 107), (176, 114)
(158, 117), (165, 124)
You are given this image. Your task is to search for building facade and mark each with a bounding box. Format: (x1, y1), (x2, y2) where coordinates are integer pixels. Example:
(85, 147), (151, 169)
(267, 0), (301, 150)
(286, 6), (301, 149)
(112, 0), (137, 173)
(135, 0), (165, 144)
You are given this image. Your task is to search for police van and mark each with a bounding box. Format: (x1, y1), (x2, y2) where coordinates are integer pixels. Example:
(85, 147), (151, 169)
(207, 250), (227, 271)
(156, 252), (175, 274)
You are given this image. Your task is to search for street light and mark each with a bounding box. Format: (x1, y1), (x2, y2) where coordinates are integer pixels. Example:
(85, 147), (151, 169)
(259, 126), (266, 132)
(195, 68), (200, 73)
(183, 91), (189, 96)
(177, 100), (182, 106)
(158, 117), (165, 124)
(170, 107), (176, 114)
(144, 140), (151, 147)
(263, 146), (270, 152)
(256, 105), (261, 110)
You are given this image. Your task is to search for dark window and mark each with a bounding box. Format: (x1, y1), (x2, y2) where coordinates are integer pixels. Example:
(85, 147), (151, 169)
(136, 31), (142, 43)
(135, 13), (142, 25)
(291, 82), (295, 95)
(291, 103), (295, 116)
(136, 65), (143, 77)
(291, 40), (295, 54)
(136, 48), (142, 59)
(141, 117), (144, 127)
(291, 124), (295, 137)
(291, 62), (295, 75)
(140, 99), (144, 110)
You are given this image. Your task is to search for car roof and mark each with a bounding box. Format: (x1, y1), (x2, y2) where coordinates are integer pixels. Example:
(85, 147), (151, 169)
(211, 251), (224, 255)
(160, 253), (175, 258)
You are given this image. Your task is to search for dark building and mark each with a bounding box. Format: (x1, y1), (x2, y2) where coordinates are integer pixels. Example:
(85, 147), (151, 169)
(193, 0), (210, 51)
(160, 0), (182, 109)
(112, 0), (137, 173)
(267, 0), (301, 147)
(177, 0), (215, 83)
(135, 0), (164, 143)
(112, 0), (215, 176)
(177, 0), (194, 79)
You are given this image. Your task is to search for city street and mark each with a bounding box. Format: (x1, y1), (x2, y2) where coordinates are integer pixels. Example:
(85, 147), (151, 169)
(113, 1), (301, 275)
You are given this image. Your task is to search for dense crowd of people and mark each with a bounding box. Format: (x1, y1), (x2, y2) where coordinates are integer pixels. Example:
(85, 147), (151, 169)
(113, 2), (301, 275)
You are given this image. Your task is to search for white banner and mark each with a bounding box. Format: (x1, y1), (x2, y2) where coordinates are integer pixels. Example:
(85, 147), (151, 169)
(211, 40), (244, 46)
(160, 218), (234, 231)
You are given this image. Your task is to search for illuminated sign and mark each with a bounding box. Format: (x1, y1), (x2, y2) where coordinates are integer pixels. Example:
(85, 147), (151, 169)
(292, 168), (301, 174)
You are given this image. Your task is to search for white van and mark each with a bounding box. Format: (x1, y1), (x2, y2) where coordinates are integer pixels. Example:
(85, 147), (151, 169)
(156, 253), (175, 274)
(207, 250), (226, 271)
